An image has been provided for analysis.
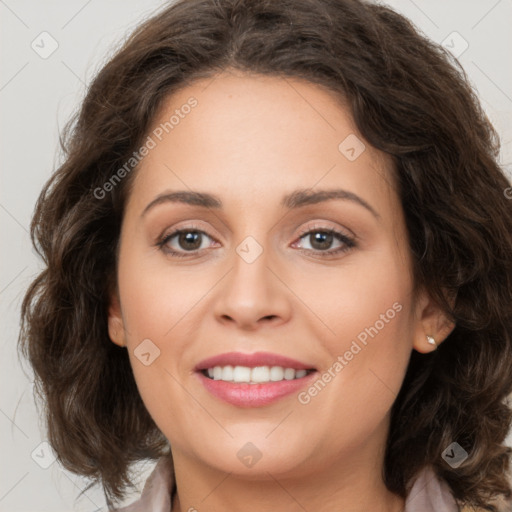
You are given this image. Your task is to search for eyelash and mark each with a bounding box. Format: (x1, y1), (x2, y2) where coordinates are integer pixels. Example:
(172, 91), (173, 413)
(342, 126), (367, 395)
(155, 223), (356, 258)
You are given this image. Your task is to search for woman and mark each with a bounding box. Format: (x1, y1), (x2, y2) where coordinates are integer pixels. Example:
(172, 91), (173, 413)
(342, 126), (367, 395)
(19, 0), (512, 510)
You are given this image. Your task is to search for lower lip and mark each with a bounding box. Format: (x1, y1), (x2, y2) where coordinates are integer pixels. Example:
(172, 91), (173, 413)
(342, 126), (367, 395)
(196, 371), (318, 407)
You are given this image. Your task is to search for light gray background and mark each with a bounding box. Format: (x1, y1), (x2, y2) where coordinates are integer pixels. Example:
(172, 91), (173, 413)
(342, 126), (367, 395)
(1, 1), (511, 511)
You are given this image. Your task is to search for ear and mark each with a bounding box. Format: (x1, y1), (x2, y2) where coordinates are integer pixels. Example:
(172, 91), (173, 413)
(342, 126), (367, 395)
(412, 287), (456, 354)
(107, 288), (127, 348)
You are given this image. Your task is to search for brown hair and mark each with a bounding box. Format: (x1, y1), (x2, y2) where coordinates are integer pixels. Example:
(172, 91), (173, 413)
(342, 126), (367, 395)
(19, 0), (512, 509)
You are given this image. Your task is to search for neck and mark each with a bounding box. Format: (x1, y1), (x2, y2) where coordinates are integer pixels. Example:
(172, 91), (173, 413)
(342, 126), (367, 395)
(169, 445), (405, 512)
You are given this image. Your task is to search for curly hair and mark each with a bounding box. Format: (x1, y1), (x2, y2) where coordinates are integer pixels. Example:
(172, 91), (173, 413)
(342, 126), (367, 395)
(19, 0), (512, 509)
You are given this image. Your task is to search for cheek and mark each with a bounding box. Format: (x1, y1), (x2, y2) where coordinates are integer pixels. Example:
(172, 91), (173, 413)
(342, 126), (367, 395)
(296, 243), (412, 347)
(297, 246), (413, 412)
(115, 244), (200, 408)
(118, 245), (207, 342)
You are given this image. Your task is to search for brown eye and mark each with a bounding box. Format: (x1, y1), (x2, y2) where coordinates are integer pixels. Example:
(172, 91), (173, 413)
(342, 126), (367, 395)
(157, 228), (215, 257)
(295, 228), (355, 255)
(176, 231), (203, 251)
(307, 231), (335, 251)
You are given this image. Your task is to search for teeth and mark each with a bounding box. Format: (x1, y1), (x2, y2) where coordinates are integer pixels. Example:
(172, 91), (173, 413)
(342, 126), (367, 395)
(251, 366), (270, 382)
(233, 366), (251, 382)
(205, 365), (310, 383)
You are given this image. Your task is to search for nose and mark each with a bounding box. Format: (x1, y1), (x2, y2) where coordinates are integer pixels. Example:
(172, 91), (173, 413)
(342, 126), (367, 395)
(213, 245), (292, 331)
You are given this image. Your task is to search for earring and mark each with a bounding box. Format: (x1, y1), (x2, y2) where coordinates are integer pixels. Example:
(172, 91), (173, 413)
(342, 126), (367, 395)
(426, 335), (437, 348)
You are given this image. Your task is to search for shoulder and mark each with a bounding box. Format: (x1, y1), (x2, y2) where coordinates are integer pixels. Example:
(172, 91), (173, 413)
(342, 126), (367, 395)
(405, 466), (506, 512)
(109, 455), (175, 512)
(404, 465), (459, 512)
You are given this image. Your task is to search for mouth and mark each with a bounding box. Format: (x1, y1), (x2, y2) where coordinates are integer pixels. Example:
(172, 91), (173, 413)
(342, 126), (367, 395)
(194, 351), (318, 407)
(194, 351), (317, 381)
(199, 366), (316, 384)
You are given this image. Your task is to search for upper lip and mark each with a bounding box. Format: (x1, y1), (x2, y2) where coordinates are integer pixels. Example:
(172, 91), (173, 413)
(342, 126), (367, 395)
(195, 351), (316, 371)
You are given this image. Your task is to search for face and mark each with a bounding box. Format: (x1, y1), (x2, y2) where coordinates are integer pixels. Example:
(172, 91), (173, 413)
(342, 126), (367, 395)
(108, 70), (449, 480)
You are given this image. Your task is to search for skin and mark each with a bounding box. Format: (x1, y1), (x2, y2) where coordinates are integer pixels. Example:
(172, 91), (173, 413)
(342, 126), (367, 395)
(108, 69), (455, 512)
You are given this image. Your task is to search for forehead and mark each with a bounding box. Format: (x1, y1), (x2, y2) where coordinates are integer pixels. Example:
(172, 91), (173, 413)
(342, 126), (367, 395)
(127, 71), (396, 218)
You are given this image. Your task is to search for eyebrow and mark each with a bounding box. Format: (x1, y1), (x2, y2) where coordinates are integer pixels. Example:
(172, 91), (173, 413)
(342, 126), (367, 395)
(141, 188), (380, 219)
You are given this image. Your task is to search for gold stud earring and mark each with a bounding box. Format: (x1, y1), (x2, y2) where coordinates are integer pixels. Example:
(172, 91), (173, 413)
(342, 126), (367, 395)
(426, 335), (437, 348)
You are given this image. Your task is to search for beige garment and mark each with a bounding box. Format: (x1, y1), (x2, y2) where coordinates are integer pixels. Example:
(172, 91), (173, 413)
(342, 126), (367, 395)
(113, 455), (459, 512)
